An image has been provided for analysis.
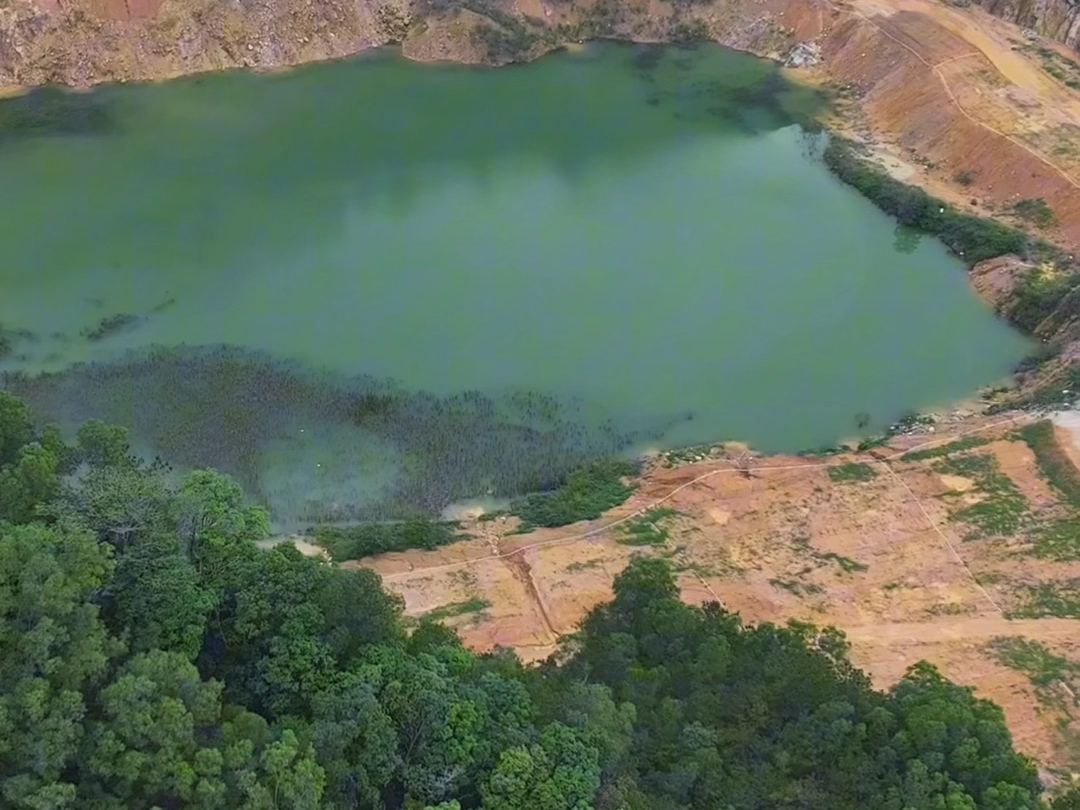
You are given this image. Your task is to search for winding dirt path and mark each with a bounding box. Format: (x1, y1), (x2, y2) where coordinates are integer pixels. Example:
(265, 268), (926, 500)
(827, 0), (1080, 189)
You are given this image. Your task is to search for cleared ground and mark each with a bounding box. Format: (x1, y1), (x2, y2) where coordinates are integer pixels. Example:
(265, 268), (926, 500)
(341, 412), (1080, 781)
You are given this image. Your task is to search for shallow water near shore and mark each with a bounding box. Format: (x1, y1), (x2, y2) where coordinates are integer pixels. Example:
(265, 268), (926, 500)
(0, 42), (1030, 525)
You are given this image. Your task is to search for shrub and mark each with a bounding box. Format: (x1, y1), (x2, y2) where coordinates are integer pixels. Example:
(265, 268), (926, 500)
(510, 457), (638, 529)
(1011, 197), (1056, 229)
(310, 519), (464, 560)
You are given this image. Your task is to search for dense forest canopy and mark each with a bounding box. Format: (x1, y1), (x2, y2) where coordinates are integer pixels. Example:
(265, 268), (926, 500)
(0, 389), (1073, 810)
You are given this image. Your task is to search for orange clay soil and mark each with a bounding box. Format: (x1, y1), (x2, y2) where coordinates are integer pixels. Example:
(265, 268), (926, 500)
(338, 411), (1080, 780)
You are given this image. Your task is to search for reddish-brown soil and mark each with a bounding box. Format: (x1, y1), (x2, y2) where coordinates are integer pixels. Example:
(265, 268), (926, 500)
(342, 412), (1080, 779)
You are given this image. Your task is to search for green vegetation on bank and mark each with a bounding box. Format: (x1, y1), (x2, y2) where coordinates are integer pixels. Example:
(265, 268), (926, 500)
(509, 457), (638, 530)
(901, 435), (991, 461)
(1009, 364), (1080, 410)
(823, 138), (1033, 264)
(0, 388), (1065, 809)
(310, 519), (465, 561)
(470, 6), (556, 63)
(822, 138), (1079, 334)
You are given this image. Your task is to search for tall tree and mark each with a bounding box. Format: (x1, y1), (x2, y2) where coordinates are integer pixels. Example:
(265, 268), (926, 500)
(0, 524), (115, 810)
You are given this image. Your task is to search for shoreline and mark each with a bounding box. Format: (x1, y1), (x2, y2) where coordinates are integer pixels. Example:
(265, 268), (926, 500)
(2, 1), (1079, 512)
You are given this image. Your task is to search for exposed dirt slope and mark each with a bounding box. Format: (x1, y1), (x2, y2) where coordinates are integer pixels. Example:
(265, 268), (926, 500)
(786, 0), (1080, 253)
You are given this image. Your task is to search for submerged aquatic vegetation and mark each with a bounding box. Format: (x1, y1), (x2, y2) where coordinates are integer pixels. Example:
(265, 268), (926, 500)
(0, 345), (677, 527)
(81, 313), (141, 342)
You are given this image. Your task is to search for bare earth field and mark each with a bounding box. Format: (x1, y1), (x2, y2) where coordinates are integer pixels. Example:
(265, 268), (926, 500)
(337, 412), (1080, 781)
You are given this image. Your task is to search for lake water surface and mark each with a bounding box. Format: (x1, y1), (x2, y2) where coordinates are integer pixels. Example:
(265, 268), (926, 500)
(0, 43), (1030, 524)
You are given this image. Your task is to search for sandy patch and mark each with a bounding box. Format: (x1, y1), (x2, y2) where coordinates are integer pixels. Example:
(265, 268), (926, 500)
(938, 473), (976, 492)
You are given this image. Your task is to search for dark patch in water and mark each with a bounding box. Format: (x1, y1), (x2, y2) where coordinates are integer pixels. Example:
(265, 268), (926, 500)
(1, 345), (692, 527)
(629, 45), (665, 73)
(0, 87), (118, 143)
(81, 313), (142, 342)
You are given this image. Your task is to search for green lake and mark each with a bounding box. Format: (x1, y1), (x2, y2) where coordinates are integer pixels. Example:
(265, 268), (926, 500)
(0, 42), (1030, 525)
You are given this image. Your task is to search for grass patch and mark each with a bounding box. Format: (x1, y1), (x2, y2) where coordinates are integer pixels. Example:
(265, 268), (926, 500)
(1012, 420), (1080, 559)
(617, 507), (679, 546)
(1008, 579), (1080, 618)
(309, 519), (465, 561)
(900, 435), (990, 461)
(423, 597), (491, 622)
(989, 636), (1077, 686)
(792, 536), (868, 573)
(926, 602), (972, 616)
(768, 578), (824, 597)
(987, 636), (1080, 714)
(565, 558), (605, 573)
(816, 551), (868, 573)
(1034, 518), (1080, 561)
(827, 462), (877, 483)
(1011, 197), (1056, 229)
(933, 454), (1031, 537)
(510, 457), (638, 531)
(1026, 44), (1080, 91)
(1015, 420), (1080, 507)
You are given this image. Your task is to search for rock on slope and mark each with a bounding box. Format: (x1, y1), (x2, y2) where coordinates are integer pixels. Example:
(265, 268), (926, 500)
(975, 0), (1080, 49)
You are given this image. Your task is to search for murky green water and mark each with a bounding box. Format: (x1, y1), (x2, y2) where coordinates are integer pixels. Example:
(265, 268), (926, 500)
(0, 43), (1029, 525)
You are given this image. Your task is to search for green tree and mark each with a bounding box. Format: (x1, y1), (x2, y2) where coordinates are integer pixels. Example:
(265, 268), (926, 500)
(177, 469), (269, 562)
(0, 524), (115, 810)
(48, 463), (173, 548)
(83, 650), (230, 808)
(76, 419), (135, 469)
(480, 723), (600, 810)
(0, 442), (60, 523)
(0, 390), (33, 467)
(310, 676), (398, 810)
(108, 535), (215, 660)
